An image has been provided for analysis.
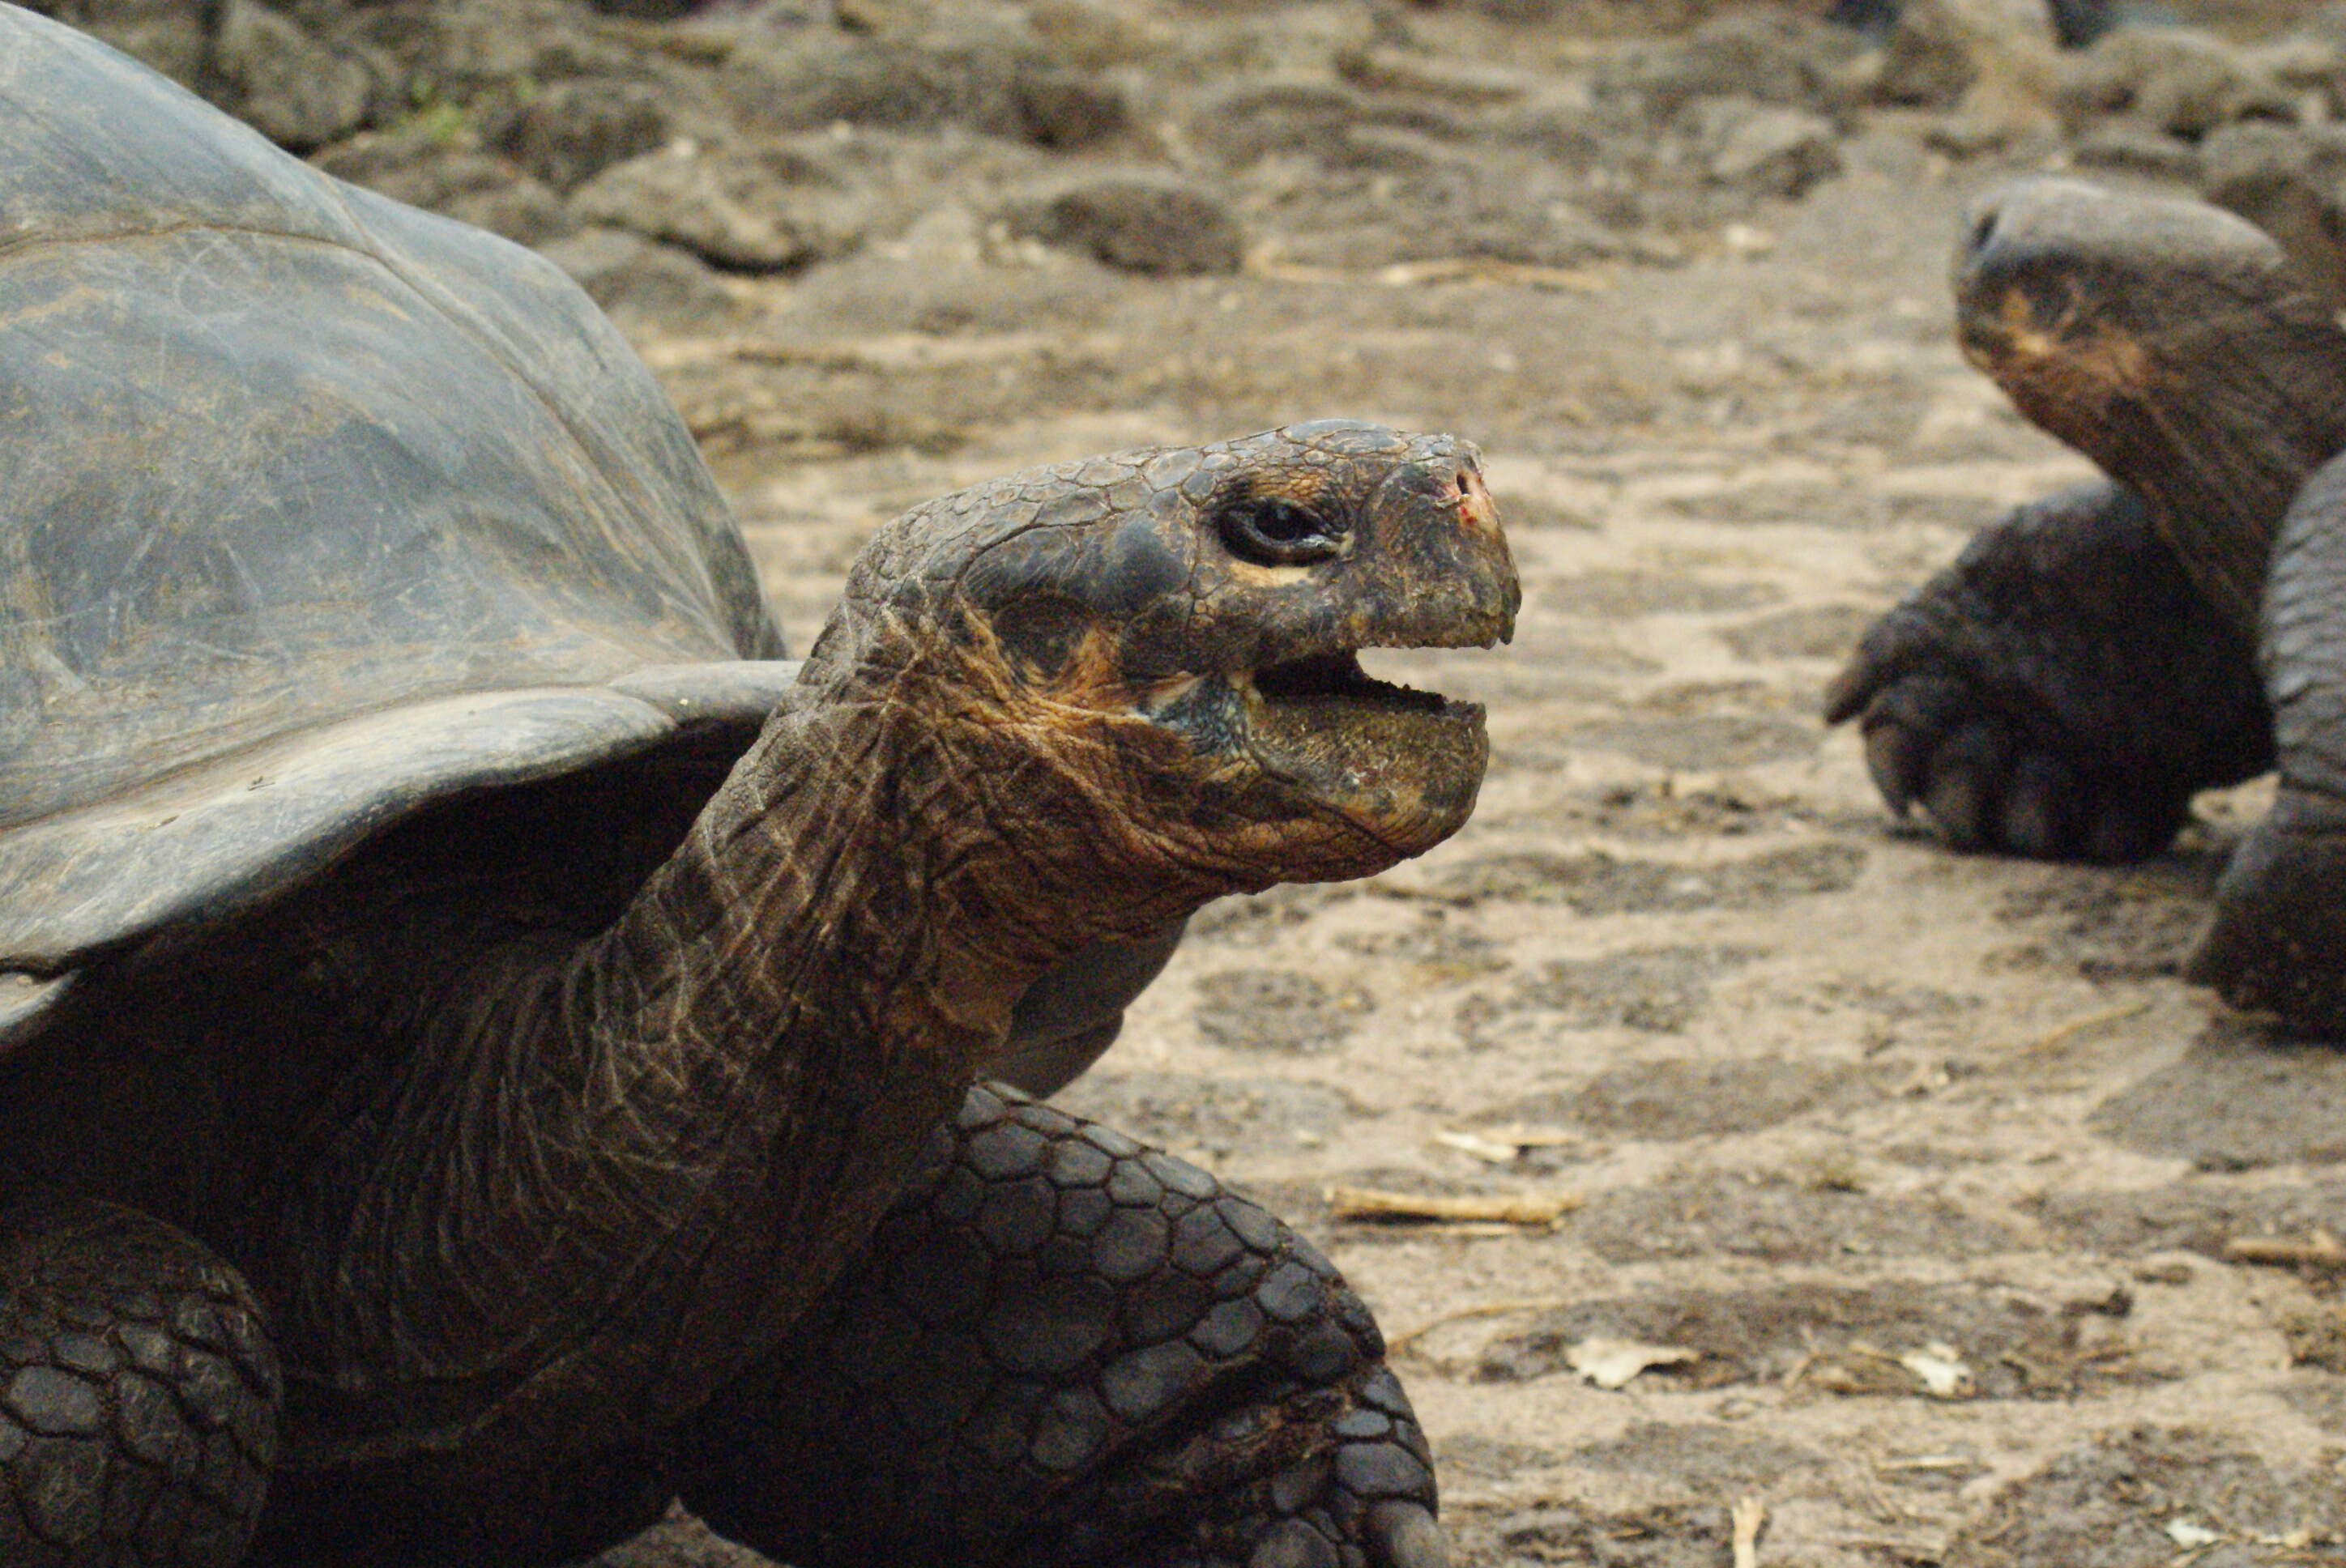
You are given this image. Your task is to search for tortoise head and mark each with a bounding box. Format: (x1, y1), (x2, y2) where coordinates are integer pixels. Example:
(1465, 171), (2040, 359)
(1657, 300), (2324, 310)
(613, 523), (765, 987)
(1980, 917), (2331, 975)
(1953, 177), (2346, 627)
(800, 420), (1519, 900)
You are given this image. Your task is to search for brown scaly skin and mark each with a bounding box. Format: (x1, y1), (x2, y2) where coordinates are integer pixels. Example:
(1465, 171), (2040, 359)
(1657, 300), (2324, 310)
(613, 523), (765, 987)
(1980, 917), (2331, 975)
(0, 420), (1516, 1566)
(1828, 177), (2346, 1031)
(666, 1084), (1444, 1568)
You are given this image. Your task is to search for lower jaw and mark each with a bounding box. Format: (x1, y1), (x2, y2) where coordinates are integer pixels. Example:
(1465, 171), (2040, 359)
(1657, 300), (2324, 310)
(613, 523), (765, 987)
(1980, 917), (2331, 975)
(1249, 704), (1491, 856)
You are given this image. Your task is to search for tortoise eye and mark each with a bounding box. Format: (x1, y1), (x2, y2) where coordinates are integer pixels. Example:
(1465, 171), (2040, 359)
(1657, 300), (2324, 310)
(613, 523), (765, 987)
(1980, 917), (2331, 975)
(1218, 497), (1346, 566)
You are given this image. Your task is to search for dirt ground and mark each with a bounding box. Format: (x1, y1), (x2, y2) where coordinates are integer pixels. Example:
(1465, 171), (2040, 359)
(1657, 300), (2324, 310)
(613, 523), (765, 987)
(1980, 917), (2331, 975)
(618, 49), (2346, 1568)
(38, 0), (2346, 1559)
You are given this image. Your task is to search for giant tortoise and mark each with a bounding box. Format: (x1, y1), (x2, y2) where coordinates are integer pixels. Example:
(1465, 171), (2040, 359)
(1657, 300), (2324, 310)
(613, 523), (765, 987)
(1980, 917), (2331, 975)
(1828, 174), (2346, 1032)
(0, 7), (1519, 1565)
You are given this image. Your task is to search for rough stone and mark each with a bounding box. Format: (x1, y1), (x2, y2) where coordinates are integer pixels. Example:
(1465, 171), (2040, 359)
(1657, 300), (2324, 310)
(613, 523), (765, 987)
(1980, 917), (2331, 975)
(2199, 121), (2346, 306)
(1692, 96), (1844, 197)
(211, 0), (376, 151)
(2060, 24), (2297, 140)
(1005, 173), (1243, 275)
(1014, 66), (1128, 148)
(494, 77), (671, 193)
(721, 24), (1044, 138)
(1605, 11), (1858, 122)
(16, 0), (210, 79)
(569, 142), (864, 272)
(1874, 0), (2058, 110)
(540, 226), (740, 330)
(312, 132), (571, 246)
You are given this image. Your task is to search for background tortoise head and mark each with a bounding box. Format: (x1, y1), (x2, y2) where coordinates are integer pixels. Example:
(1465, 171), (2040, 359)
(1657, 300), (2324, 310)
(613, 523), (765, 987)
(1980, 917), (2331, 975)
(797, 419), (1519, 892)
(1952, 177), (2346, 629)
(1952, 177), (2319, 459)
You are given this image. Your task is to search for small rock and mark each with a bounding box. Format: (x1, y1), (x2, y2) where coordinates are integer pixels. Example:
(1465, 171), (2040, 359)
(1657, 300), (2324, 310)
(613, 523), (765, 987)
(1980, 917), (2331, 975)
(1692, 96), (1843, 198)
(2199, 121), (2346, 305)
(569, 142), (864, 272)
(1190, 77), (1376, 167)
(314, 134), (571, 247)
(539, 226), (740, 330)
(1005, 173), (1243, 276)
(1874, 0), (2057, 110)
(2060, 24), (2297, 141)
(2071, 120), (2203, 178)
(356, 0), (614, 104)
(20, 0), (208, 80)
(1024, 0), (1171, 70)
(2246, 31), (2346, 104)
(721, 23), (1043, 138)
(2271, 1297), (2346, 1374)
(212, 0), (376, 151)
(1014, 66), (1128, 148)
(1608, 11), (1860, 123)
(494, 78), (671, 193)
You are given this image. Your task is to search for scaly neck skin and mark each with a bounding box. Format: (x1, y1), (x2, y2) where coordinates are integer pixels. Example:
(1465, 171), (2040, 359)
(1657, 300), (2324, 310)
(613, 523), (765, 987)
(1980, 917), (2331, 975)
(2101, 315), (2346, 638)
(1988, 297), (2346, 638)
(275, 682), (1192, 1462)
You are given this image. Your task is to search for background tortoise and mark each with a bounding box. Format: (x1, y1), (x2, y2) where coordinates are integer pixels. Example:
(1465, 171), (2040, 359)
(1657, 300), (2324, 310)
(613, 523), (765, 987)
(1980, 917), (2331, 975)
(1828, 174), (2346, 1030)
(0, 7), (1519, 1564)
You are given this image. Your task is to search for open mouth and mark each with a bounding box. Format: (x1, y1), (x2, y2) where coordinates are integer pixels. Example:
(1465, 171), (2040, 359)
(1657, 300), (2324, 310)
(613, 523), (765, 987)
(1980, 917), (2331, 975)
(1248, 650), (1461, 717)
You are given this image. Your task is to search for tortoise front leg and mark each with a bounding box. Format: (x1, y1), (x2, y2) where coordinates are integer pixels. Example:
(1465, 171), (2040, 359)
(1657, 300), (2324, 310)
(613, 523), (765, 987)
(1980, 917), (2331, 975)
(1827, 479), (2271, 863)
(664, 1084), (1445, 1568)
(0, 1197), (279, 1567)
(2191, 453), (2346, 1032)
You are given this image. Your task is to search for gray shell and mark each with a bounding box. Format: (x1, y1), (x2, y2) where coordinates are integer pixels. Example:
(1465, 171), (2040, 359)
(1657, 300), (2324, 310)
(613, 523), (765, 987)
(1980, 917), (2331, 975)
(0, 6), (796, 1044)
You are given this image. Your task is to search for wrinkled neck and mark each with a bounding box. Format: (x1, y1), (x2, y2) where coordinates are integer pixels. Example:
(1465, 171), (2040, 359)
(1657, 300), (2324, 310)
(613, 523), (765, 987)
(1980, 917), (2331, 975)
(586, 692), (1002, 1064)
(590, 679), (1213, 1041)
(2013, 303), (2346, 637)
(279, 689), (1143, 1456)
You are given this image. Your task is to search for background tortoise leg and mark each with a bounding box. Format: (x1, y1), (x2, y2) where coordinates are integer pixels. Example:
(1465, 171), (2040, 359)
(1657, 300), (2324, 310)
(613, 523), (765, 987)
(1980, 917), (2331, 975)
(1826, 479), (2271, 863)
(2192, 454), (2346, 1033)
(665, 1084), (1444, 1568)
(0, 1197), (279, 1567)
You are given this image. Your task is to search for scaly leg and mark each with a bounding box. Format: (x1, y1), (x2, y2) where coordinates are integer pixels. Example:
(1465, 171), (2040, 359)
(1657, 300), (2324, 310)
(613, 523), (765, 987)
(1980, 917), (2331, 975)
(2192, 453), (2346, 1032)
(666, 1084), (1445, 1568)
(0, 1197), (279, 1567)
(1827, 480), (2270, 863)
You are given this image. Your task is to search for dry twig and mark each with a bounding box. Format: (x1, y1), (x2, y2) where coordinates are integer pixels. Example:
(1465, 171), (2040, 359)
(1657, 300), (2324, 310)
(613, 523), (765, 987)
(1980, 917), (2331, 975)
(1324, 1186), (1582, 1226)
(2223, 1229), (2346, 1270)
(1731, 1497), (1767, 1568)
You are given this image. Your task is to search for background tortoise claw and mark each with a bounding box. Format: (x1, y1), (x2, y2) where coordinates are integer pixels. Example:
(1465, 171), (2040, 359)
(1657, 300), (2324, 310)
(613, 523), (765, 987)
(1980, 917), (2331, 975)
(1827, 480), (2269, 864)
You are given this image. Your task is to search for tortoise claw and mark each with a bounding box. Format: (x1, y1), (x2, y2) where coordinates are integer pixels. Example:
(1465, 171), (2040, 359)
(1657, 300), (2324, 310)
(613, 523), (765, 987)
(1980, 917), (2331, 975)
(1367, 1502), (1450, 1568)
(1919, 719), (2013, 853)
(1998, 749), (2076, 859)
(1248, 1520), (1339, 1568)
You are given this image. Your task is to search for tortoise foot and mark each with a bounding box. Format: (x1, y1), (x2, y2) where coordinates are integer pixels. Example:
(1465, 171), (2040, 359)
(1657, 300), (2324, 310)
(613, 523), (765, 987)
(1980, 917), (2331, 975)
(0, 1198), (279, 1568)
(1096, 1364), (1447, 1568)
(669, 1084), (1445, 1568)
(2190, 786), (2346, 1036)
(1233, 1503), (1444, 1568)
(1826, 480), (2268, 863)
